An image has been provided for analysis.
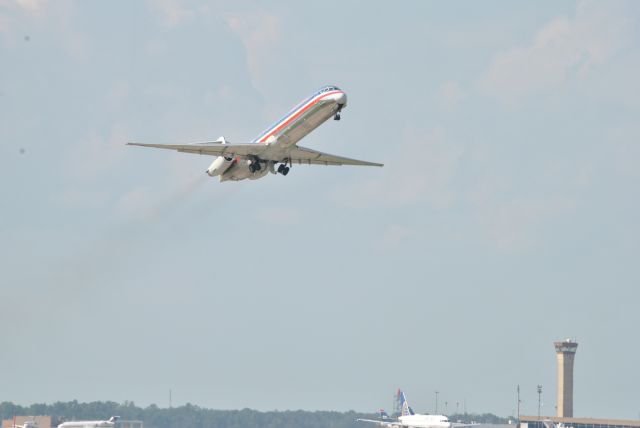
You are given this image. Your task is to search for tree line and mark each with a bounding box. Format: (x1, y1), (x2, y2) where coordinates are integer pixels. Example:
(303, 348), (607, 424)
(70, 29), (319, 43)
(0, 401), (511, 428)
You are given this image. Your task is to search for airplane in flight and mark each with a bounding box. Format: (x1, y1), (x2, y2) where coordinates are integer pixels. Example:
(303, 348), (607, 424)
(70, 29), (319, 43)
(128, 85), (383, 182)
(357, 390), (465, 428)
(57, 416), (119, 428)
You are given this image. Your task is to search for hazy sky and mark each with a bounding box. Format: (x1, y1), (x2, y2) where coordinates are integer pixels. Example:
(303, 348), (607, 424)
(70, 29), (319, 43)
(1, 0), (639, 420)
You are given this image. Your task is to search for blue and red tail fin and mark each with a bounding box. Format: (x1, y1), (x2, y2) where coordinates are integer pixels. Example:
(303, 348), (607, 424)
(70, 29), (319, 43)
(378, 409), (390, 420)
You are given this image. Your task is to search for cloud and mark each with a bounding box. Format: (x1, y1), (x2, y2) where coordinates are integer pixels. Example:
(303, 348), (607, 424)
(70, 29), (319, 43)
(438, 81), (466, 111)
(480, 1), (631, 102)
(608, 125), (640, 180)
(59, 188), (111, 210)
(225, 10), (281, 90)
(149, 0), (196, 27)
(382, 224), (412, 248)
(114, 172), (207, 222)
(0, 0), (47, 37)
(65, 124), (131, 181)
(2, 0), (47, 15)
(0, 1), (91, 60)
(469, 175), (577, 252)
(108, 80), (131, 108)
(332, 127), (462, 209)
(256, 206), (299, 226)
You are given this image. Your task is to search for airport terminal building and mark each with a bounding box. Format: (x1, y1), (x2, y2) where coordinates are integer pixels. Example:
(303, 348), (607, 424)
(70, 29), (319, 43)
(520, 416), (640, 428)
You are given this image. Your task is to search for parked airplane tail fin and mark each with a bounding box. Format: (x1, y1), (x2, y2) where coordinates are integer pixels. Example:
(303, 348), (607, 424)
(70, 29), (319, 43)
(378, 409), (390, 420)
(398, 390), (415, 416)
(108, 417), (120, 423)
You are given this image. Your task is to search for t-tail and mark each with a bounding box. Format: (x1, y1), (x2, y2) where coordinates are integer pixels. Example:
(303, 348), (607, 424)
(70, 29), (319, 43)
(378, 409), (390, 420)
(398, 389), (415, 416)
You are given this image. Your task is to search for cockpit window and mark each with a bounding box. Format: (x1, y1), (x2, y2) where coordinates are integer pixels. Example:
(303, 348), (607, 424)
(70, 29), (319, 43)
(320, 85), (340, 93)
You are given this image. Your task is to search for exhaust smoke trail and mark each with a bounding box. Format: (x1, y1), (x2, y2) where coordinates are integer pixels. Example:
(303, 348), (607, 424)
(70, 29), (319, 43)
(1, 172), (248, 341)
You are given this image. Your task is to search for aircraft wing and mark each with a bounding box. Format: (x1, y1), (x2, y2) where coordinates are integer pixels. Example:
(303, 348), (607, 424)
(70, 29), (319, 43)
(126, 142), (271, 157)
(127, 142), (383, 167)
(356, 419), (402, 427)
(288, 146), (383, 167)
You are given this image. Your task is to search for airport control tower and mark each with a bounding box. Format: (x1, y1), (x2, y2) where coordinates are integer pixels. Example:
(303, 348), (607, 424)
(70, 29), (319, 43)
(554, 339), (578, 418)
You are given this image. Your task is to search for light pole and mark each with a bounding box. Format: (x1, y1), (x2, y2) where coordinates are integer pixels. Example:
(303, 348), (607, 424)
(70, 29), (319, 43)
(517, 385), (521, 422)
(435, 391), (439, 414)
(537, 385), (543, 421)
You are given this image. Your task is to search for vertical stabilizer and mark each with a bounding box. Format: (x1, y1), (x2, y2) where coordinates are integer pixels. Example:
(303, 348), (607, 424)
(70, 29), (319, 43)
(399, 390), (415, 416)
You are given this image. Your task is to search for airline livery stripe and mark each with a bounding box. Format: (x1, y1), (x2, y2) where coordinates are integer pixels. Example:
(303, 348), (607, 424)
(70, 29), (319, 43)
(258, 90), (343, 143)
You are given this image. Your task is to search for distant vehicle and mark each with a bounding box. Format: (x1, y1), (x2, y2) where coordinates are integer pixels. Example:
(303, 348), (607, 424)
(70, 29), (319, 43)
(128, 85), (383, 182)
(358, 390), (473, 428)
(57, 416), (119, 428)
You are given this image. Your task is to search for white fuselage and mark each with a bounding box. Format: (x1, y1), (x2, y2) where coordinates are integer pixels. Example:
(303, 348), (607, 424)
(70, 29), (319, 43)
(207, 86), (347, 181)
(58, 422), (114, 428)
(398, 414), (453, 428)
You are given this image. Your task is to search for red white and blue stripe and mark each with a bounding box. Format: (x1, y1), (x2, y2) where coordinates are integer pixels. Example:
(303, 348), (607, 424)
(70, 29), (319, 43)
(252, 85), (344, 144)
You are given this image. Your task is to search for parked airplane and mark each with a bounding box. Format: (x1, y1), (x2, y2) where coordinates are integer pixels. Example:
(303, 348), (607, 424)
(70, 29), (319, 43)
(57, 416), (119, 428)
(357, 390), (455, 428)
(127, 85), (383, 182)
(13, 418), (38, 428)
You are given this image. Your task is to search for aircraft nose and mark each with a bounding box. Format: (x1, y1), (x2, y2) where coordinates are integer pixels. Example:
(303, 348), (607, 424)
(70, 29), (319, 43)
(334, 91), (347, 106)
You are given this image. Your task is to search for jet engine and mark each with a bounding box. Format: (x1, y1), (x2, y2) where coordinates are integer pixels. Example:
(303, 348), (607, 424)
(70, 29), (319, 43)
(206, 155), (235, 177)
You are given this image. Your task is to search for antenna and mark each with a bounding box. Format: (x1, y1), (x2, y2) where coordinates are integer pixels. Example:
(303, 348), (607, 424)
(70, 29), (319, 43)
(537, 385), (543, 420)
